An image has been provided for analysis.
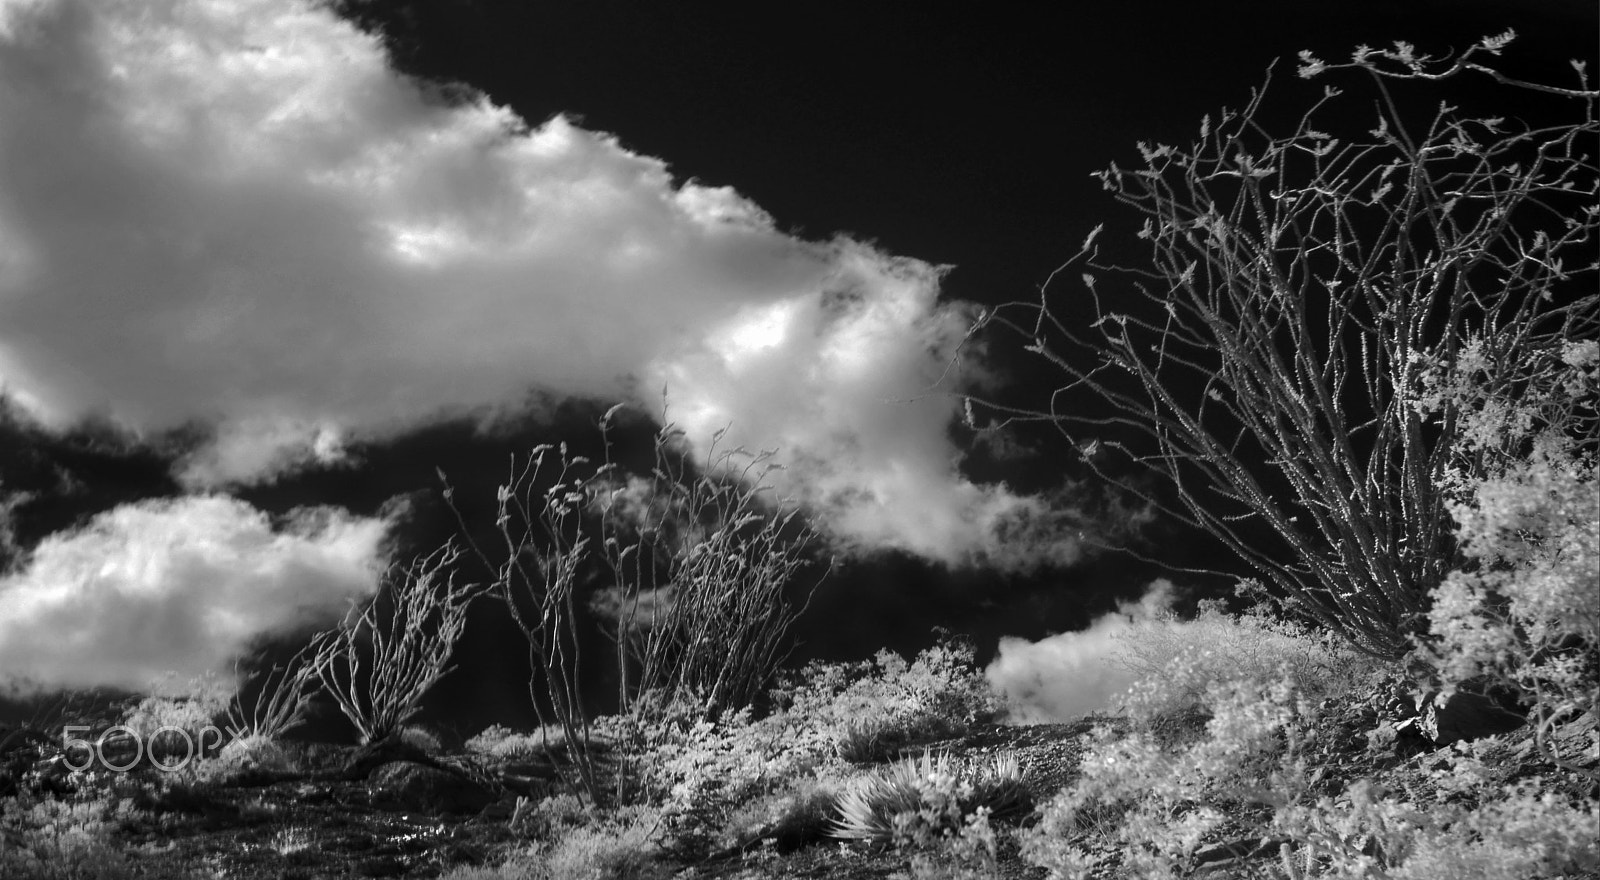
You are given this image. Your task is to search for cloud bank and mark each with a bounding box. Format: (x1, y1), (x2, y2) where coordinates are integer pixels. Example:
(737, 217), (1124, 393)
(0, 0), (1081, 568)
(986, 579), (1177, 723)
(0, 495), (388, 694)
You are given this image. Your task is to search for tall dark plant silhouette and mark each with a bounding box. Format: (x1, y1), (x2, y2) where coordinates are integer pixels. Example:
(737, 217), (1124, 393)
(971, 33), (1598, 657)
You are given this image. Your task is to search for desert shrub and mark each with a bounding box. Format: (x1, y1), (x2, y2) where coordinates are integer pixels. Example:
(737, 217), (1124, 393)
(832, 716), (908, 765)
(268, 825), (315, 858)
(902, 811), (1005, 880)
(0, 792), (159, 880)
(542, 808), (673, 880)
(972, 33), (1597, 660)
(508, 792), (589, 841)
(1002, 32), (1599, 880)
(185, 733), (294, 785)
(462, 804), (672, 880)
(107, 769), (220, 818)
(1022, 671), (1365, 879)
(317, 546), (477, 740)
(121, 680), (226, 740)
(309, 541), (485, 745)
(773, 637), (1004, 765)
(1385, 783), (1600, 880)
(1411, 337), (1600, 771)
(119, 675), (229, 768)
(397, 724), (445, 754)
(565, 638), (1001, 853)
(588, 416), (826, 719)
(223, 646), (320, 743)
(591, 695), (815, 855)
(715, 774), (839, 853)
(466, 724), (569, 761)
(1022, 660), (1600, 880)
(1271, 777), (1600, 880)
(445, 409), (825, 804)
(829, 750), (1025, 880)
(438, 849), (550, 880)
(1112, 601), (1372, 730)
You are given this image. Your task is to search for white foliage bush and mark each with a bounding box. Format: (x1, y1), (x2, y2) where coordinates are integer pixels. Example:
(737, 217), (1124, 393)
(465, 724), (569, 760)
(1023, 675), (1325, 880)
(440, 804), (671, 880)
(536, 805), (671, 880)
(1112, 601), (1369, 728)
(1413, 338), (1599, 756)
(1023, 667), (1600, 879)
(773, 639), (1004, 762)
(1017, 200), (1599, 878)
(1271, 776), (1600, 880)
(0, 793), (151, 880)
(520, 639), (1004, 861)
(593, 698), (805, 842)
(120, 674), (230, 761)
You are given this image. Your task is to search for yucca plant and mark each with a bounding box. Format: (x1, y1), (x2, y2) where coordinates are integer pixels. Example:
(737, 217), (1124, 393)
(829, 749), (1030, 845)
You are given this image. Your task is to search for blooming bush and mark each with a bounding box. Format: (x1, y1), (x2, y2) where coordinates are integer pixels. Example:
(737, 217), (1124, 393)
(535, 804), (671, 880)
(978, 31), (1599, 878)
(713, 774), (839, 854)
(531, 638), (1003, 860)
(1022, 623), (1599, 879)
(1112, 601), (1369, 731)
(1411, 337), (1599, 769)
(1269, 775), (1600, 880)
(118, 675), (230, 769)
(0, 792), (157, 880)
(772, 638), (1004, 764)
(593, 697), (796, 848)
(1023, 674), (1326, 880)
(441, 803), (671, 880)
(465, 724), (569, 761)
(179, 733), (296, 787)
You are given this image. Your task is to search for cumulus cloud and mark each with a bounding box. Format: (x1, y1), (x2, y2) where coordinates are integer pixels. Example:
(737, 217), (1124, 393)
(0, 0), (1083, 567)
(986, 579), (1178, 723)
(0, 495), (389, 694)
(649, 249), (1088, 569)
(175, 417), (351, 490)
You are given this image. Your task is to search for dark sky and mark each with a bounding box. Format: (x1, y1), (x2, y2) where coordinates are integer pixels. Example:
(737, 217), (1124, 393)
(336, 0), (1597, 306)
(0, 0), (1593, 732)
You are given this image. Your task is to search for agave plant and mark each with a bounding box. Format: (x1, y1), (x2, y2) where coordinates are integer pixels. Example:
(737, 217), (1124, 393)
(829, 749), (1030, 844)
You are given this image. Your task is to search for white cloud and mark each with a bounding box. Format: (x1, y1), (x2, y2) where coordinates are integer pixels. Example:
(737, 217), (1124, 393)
(0, 495), (388, 694)
(650, 249), (1085, 568)
(986, 579), (1177, 723)
(174, 417), (349, 490)
(0, 0), (1084, 567)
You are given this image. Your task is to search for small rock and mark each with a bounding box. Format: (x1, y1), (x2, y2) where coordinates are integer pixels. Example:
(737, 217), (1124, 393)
(356, 855), (408, 877)
(1416, 688), (1525, 746)
(368, 760), (495, 815)
(1546, 711), (1599, 767)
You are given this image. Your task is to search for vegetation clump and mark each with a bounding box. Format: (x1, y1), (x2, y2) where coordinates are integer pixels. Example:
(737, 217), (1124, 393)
(828, 749), (1029, 845)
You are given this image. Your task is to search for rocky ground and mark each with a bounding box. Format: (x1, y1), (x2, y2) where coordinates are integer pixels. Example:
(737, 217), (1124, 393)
(0, 720), (1096, 880)
(3, 709), (1596, 880)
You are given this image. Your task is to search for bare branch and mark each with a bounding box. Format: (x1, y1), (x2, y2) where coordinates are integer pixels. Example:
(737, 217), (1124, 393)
(307, 541), (484, 744)
(970, 35), (1599, 658)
